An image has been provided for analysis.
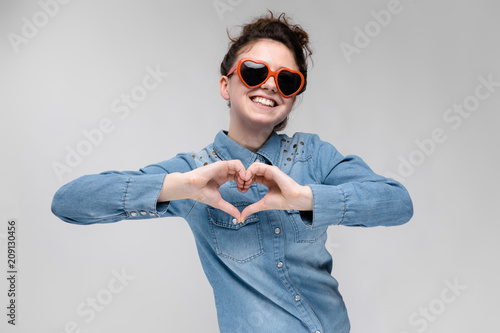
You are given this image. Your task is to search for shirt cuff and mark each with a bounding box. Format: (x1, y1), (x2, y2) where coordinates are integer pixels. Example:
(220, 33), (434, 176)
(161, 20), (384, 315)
(123, 173), (169, 219)
(308, 184), (347, 228)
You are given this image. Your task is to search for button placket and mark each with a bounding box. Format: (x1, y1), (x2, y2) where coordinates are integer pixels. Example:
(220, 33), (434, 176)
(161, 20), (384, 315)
(273, 211), (323, 332)
(273, 218), (283, 270)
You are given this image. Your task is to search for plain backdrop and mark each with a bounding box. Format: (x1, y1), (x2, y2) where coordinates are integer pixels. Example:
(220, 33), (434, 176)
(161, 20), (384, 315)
(1, 0), (499, 332)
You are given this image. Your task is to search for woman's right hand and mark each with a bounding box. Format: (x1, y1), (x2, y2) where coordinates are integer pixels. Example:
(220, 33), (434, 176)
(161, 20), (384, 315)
(158, 160), (252, 220)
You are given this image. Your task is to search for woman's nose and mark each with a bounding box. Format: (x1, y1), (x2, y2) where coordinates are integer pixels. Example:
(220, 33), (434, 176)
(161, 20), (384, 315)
(260, 75), (278, 93)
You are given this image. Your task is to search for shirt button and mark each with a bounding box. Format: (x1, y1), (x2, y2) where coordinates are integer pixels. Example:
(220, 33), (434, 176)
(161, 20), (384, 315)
(295, 294), (301, 301)
(130, 211), (138, 217)
(149, 212), (155, 217)
(277, 261), (283, 268)
(140, 210), (147, 216)
(274, 227), (281, 234)
(314, 331), (321, 333)
(232, 218), (238, 224)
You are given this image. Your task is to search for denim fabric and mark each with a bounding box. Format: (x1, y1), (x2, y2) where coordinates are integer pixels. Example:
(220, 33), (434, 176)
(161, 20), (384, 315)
(52, 130), (413, 333)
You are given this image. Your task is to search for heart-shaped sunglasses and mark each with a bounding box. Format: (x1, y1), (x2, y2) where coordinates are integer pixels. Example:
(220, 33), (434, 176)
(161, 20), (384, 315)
(227, 58), (305, 98)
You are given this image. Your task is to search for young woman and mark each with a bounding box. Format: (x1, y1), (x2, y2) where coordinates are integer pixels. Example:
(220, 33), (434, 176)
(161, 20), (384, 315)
(52, 12), (413, 333)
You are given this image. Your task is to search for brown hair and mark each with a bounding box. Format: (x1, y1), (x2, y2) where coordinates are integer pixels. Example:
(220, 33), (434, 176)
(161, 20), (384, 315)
(220, 12), (313, 131)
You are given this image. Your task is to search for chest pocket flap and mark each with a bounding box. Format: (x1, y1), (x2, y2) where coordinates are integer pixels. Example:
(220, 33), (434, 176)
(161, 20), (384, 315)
(207, 203), (264, 263)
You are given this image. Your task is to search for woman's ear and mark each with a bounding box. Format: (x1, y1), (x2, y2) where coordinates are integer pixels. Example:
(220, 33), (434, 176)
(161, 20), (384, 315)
(219, 76), (230, 100)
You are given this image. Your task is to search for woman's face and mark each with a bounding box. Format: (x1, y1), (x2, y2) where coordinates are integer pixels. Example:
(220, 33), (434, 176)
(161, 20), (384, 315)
(220, 39), (299, 136)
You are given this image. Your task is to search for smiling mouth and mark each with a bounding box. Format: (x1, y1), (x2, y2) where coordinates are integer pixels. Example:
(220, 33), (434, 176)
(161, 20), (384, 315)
(251, 96), (276, 107)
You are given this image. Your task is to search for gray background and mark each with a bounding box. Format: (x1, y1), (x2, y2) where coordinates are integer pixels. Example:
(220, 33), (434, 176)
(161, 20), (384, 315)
(1, 0), (499, 332)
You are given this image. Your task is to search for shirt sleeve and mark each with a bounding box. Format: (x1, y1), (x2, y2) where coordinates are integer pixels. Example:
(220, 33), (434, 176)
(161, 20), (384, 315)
(306, 134), (414, 228)
(51, 154), (196, 225)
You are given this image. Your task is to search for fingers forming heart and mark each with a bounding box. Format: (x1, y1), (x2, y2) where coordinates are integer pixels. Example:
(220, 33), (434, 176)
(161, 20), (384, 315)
(196, 161), (309, 223)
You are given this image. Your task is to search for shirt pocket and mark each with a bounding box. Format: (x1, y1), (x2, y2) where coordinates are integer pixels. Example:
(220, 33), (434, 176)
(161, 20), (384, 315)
(286, 209), (327, 243)
(207, 203), (264, 263)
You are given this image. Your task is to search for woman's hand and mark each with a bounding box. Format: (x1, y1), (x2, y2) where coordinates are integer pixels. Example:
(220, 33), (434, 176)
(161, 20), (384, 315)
(158, 160), (312, 222)
(158, 160), (252, 220)
(240, 162), (313, 222)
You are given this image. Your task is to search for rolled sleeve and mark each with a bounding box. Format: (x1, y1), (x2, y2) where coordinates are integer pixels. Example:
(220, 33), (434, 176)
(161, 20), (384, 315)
(309, 184), (347, 228)
(123, 173), (170, 219)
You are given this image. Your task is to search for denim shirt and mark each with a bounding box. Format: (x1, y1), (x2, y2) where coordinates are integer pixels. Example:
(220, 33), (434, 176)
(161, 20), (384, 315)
(52, 130), (413, 333)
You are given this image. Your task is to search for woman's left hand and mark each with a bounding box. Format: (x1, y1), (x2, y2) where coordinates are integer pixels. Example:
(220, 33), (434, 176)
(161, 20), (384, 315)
(239, 162), (313, 222)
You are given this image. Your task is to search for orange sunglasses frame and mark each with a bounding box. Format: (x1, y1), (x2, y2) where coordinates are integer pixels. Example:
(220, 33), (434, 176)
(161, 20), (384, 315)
(227, 58), (305, 98)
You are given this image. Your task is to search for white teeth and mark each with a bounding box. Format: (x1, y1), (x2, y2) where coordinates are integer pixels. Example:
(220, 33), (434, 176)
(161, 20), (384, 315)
(252, 96), (275, 107)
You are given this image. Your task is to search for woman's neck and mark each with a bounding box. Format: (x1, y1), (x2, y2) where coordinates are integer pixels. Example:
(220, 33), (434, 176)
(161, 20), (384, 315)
(227, 124), (273, 153)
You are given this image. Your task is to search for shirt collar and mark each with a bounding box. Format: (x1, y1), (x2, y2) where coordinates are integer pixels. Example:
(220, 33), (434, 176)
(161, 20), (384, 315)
(213, 130), (282, 168)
